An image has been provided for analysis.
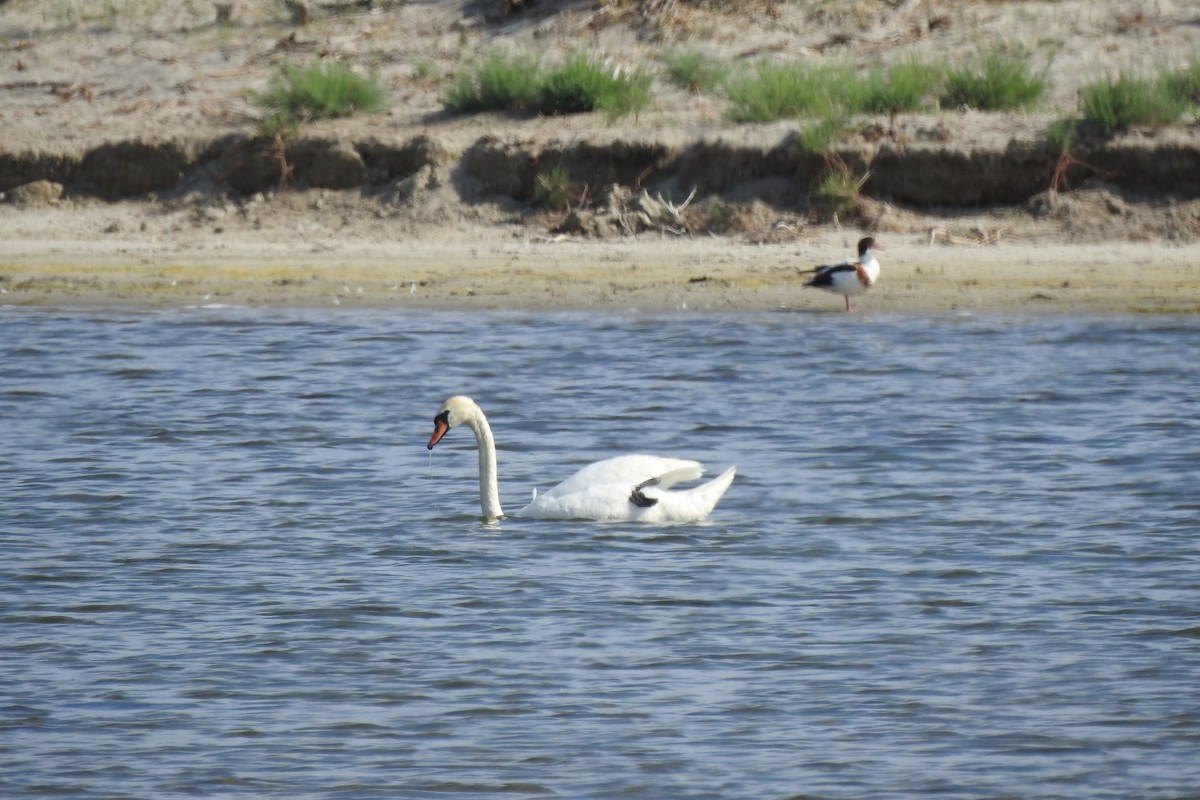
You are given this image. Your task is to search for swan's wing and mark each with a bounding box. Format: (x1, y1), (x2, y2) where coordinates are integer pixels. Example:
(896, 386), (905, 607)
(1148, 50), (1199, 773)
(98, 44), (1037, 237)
(533, 454), (702, 501)
(646, 465), (705, 491)
(515, 455), (734, 522)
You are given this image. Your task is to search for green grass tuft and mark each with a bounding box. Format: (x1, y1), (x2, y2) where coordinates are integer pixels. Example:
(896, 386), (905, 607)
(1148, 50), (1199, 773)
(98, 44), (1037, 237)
(1045, 116), (1079, 154)
(442, 51), (543, 113)
(1079, 71), (1188, 134)
(941, 47), (1047, 111)
(661, 48), (729, 95)
(859, 59), (941, 115)
(725, 61), (853, 122)
(798, 114), (849, 155)
(725, 58), (940, 122)
(1159, 58), (1200, 108)
(251, 60), (387, 122)
(813, 164), (871, 218)
(442, 51), (650, 121)
(534, 166), (576, 210)
(535, 52), (652, 120)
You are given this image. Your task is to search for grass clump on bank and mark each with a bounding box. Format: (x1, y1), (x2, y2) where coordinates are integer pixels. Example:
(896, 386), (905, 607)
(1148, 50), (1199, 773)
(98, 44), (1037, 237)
(1077, 60), (1199, 134)
(443, 51), (543, 113)
(814, 164), (872, 219)
(536, 52), (653, 119)
(860, 59), (941, 114)
(534, 166), (582, 210)
(1160, 59), (1200, 108)
(1080, 73), (1184, 133)
(724, 61), (855, 122)
(724, 57), (940, 122)
(940, 46), (1047, 111)
(251, 60), (387, 123)
(661, 48), (729, 95)
(444, 51), (651, 121)
(723, 45), (1052, 121)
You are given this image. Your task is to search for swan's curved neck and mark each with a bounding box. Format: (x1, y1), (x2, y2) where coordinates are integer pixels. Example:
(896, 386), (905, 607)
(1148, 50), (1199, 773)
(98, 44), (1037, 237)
(467, 412), (504, 520)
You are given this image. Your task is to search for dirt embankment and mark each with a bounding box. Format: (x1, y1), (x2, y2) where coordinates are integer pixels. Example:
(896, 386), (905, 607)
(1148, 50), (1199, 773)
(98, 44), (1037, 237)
(3, 0), (1200, 236)
(4, 121), (1200, 206)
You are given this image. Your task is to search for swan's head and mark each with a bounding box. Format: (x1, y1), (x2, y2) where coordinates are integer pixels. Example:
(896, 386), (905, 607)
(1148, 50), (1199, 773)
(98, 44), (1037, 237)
(428, 395), (481, 449)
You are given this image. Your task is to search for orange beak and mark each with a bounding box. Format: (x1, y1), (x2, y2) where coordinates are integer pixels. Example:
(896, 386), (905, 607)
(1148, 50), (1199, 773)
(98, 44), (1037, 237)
(427, 418), (449, 449)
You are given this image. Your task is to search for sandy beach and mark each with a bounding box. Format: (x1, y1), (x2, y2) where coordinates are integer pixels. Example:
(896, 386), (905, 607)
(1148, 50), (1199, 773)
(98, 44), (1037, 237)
(4, 220), (1198, 313)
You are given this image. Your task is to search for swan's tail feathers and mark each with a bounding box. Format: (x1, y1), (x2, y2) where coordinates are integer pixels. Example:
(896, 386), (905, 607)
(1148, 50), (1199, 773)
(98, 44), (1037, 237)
(684, 465), (736, 518)
(708, 466), (737, 494)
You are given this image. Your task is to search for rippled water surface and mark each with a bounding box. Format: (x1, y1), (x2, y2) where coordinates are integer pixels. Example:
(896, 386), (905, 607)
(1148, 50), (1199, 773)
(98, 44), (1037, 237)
(3, 306), (1198, 799)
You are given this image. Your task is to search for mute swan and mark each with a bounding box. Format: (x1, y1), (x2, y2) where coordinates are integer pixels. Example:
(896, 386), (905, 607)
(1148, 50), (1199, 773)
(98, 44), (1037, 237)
(801, 236), (882, 311)
(427, 395), (736, 523)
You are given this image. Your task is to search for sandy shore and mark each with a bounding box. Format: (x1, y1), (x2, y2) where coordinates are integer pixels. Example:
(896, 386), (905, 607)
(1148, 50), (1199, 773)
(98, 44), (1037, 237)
(3, 0), (1199, 314)
(3, 222), (1198, 313)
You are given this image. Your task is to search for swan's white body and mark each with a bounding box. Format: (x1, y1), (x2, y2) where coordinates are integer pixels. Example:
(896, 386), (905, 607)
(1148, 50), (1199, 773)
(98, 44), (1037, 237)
(428, 396), (735, 523)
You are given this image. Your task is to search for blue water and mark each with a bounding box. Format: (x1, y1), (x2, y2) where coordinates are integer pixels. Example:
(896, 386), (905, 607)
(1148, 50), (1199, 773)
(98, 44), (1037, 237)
(2, 306), (1198, 799)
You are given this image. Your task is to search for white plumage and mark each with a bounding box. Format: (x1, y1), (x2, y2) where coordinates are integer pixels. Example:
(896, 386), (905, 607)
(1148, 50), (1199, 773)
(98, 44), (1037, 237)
(427, 396), (735, 523)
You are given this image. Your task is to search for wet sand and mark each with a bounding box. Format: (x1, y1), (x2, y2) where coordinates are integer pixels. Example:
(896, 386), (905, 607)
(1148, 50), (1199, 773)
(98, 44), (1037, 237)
(3, 230), (1197, 313)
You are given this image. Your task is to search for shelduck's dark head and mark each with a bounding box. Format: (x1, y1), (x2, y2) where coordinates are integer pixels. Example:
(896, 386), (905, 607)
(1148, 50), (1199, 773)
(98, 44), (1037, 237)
(857, 237), (882, 257)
